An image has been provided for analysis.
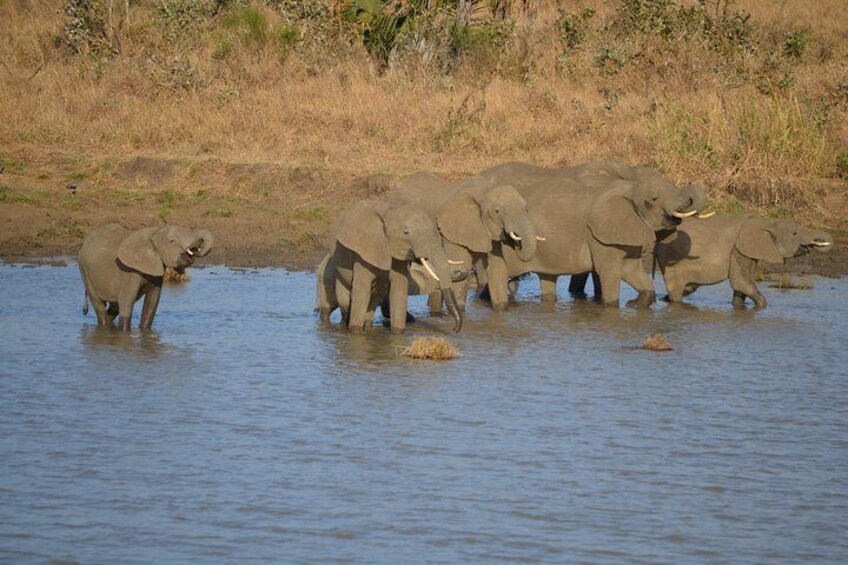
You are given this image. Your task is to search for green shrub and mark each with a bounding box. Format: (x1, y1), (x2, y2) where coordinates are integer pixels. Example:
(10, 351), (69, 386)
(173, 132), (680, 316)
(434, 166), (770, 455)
(782, 29), (809, 59)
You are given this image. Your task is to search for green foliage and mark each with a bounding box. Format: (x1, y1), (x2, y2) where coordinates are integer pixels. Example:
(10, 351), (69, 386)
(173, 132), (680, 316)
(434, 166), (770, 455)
(556, 7), (595, 50)
(343, 0), (420, 63)
(836, 150), (848, 180)
(62, 0), (113, 54)
(596, 46), (627, 75)
(449, 17), (514, 69)
(222, 6), (269, 46)
(782, 29), (809, 59)
(206, 205), (234, 217)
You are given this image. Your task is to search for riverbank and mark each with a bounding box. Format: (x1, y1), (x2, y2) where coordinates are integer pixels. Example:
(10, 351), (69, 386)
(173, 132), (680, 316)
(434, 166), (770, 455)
(1, 151), (845, 277)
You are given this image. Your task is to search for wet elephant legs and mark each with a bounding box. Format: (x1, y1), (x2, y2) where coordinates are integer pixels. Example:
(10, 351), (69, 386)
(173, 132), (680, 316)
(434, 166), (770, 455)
(539, 274), (558, 303)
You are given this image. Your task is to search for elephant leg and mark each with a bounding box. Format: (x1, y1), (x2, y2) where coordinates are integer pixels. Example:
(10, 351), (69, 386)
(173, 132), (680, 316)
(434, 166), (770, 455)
(139, 284), (162, 330)
(105, 302), (119, 324)
(591, 271), (602, 302)
(729, 253), (766, 308)
(539, 274), (558, 303)
(682, 284), (698, 297)
(427, 292), (442, 315)
(335, 279), (351, 325)
(591, 242), (627, 307)
(117, 281), (141, 331)
(485, 253), (509, 312)
(388, 266), (409, 334)
(568, 273), (589, 298)
(732, 290), (748, 308)
(621, 256), (656, 308)
(348, 261), (376, 332)
(89, 298), (110, 325)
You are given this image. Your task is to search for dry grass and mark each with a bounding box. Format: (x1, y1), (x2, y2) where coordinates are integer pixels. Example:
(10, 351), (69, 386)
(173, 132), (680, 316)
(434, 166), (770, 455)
(398, 337), (461, 361)
(163, 267), (190, 284)
(641, 333), (673, 352)
(769, 273), (813, 290)
(0, 1), (846, 226)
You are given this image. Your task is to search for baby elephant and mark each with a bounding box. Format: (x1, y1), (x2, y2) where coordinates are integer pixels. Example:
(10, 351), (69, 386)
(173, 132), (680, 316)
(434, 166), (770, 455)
(655, 215), (832, 308)
(79, 224), (213, 330)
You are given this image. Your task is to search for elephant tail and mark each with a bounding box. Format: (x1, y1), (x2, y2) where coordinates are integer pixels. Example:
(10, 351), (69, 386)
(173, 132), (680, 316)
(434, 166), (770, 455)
(83, 289), (89, 316)
(651, 250), (657, 281)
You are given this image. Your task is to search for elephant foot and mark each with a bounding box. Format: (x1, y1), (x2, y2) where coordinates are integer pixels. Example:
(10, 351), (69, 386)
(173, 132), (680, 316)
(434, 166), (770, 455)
(626, 290), (656, 309)
(390, 326), (405, 335)
(541, 293), (558, 303)
(491, 301), (508, 313)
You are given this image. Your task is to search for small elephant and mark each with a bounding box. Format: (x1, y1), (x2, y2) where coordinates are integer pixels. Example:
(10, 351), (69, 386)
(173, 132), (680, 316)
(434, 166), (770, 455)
(655, 215), (832, 308)
(316, 200), (463, 334)
(79, 224), (213, 330)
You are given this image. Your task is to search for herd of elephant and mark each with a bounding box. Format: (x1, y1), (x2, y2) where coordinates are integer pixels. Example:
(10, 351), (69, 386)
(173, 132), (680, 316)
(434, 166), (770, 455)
(77, 160), (834, 333)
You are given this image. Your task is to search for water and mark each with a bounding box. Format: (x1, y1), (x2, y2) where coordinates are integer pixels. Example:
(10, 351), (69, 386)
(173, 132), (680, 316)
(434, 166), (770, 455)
(1, 262), (847, 564)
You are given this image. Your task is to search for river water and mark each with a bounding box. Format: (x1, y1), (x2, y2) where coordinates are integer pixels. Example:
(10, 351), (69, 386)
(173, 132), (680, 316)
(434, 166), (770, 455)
(1, 262), (846, 563)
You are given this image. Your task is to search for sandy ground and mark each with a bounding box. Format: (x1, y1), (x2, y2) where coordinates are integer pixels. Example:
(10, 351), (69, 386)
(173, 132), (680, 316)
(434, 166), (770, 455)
(1, 153), (845, 277)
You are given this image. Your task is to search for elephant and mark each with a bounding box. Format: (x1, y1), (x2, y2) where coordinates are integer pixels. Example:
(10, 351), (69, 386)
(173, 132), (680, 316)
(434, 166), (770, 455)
(386, 172), (542, 312)
(316, 199), (463, 334)
(475, 160), (709, 307)
(78, 224), (213, 330)
(654, 215), (833, 307)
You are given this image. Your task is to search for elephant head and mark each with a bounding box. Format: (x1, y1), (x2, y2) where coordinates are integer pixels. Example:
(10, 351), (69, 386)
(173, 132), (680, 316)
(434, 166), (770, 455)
(737, 217), (833, 263)
(436, 180), (541, 262)
(588, 170), (708, 248)
(117, 225), (214, 276)
(336, 201), (464, 332)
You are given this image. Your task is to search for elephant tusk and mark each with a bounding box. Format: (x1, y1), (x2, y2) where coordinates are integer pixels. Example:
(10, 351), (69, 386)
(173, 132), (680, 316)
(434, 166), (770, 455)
(186, 248), (194, 256)
(811, 240), (831, 247)
(536, 236), (546, 241)
(420, 258), (440, 282)
(694, 211), (716, 219)
(672, 210), (699, 219)
(509, 231), (522, 241)
(447, 259), (464, 265)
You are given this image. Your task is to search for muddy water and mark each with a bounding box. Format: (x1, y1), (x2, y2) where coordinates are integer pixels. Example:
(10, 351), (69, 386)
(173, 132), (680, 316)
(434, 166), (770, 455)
(1, 263), (847, 563)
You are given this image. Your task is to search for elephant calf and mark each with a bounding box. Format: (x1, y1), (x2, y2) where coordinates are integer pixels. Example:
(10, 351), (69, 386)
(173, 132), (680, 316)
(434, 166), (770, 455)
(79, 224), (213, 330)
(655, 215), (832, 308)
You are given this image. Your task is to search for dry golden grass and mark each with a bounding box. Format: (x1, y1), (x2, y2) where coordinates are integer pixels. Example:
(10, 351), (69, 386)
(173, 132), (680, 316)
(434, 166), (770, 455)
(399, 337), (461, 360)
(769, 273), (813, 290)
(1, 0), (846, 227)
(642, 333), (673, 352)
(163, 267), (190, 284)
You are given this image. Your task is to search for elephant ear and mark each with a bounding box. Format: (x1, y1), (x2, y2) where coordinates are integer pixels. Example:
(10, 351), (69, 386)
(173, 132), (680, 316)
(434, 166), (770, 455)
(117, 228), (165, 276)
(736, 218), (785, 264)
(588, 185), (654, 248)
(436, 192), (492, 253)
(336, 201), (392, 271)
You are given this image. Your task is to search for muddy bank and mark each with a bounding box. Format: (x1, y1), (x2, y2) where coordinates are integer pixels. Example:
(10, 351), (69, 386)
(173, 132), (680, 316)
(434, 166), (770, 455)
(1, 153), (846, 276)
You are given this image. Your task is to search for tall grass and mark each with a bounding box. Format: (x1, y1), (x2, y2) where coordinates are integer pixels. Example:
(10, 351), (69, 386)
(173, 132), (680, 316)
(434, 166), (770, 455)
(1, 0), (846, 222)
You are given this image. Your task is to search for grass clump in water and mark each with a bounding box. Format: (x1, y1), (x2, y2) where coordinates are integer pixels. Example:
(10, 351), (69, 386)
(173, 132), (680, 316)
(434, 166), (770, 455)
(399, 337), (460, 361)
(642, 333), (673, 352)
(770, 273), (812, 290)
(163, 267), (190, 284)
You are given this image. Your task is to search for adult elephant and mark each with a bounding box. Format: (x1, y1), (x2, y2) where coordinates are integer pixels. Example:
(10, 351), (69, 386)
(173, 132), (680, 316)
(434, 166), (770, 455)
(476, 160), (709, 307)
(655, 215), (832, 307)
(78, 224), (213, 330)
(316, 200), (463, 334)
(387, 172), (542, 311)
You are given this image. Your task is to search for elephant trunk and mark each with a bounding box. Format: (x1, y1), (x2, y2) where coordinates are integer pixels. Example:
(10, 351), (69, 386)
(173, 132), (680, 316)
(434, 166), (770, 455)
(195, 229), (214, 256)
(442, 288), (463, 333)
(806, 229), (833, 254)
(505, 216), (537, 262)
(674, 183), (708, 215)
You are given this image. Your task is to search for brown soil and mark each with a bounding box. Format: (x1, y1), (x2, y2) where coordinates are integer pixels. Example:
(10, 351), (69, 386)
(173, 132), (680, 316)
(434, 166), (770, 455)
(1, 152), (846, 277)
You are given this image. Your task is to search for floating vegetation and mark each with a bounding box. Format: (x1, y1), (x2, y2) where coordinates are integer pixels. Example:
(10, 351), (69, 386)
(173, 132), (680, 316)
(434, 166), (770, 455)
(163, 267), (190, 284)
(399, 337), (460, 361)
(641, 333), (673, 352)
(770, 274), (812, 290)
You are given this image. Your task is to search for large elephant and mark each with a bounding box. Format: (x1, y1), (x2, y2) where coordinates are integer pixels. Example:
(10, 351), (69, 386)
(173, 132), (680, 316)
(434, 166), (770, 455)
(655, 215), (833, 307)
(476, 160), (709, 307)
(316, 200), (463, 334)
(78, 224), (213, 330)
(387, 172), (542, 311)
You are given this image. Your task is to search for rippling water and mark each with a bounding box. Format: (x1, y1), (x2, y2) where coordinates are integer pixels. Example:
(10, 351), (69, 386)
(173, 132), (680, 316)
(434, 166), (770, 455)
(1, 262), (847, 563)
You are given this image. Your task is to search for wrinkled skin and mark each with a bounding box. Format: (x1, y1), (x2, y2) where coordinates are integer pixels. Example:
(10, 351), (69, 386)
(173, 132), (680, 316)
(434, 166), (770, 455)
(78, 224), (213, 330)
(476, 160), (708, 308)
(655, 215), (833, 308)
(387, 173), (540, 312)
(316, 200), (463, 334)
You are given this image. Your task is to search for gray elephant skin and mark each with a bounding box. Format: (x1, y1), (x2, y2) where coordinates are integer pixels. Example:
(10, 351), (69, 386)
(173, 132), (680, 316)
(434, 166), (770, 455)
(655, 215), (833, 307)
(476, 160), (709, 307)
(387, 172), (542, 311)
(316, 200), (463, 334)
(78, 224), (213, 330)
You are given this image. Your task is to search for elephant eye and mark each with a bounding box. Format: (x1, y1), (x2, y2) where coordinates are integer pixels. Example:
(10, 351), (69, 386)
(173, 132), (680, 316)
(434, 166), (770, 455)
(651, 196), (660, 202)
